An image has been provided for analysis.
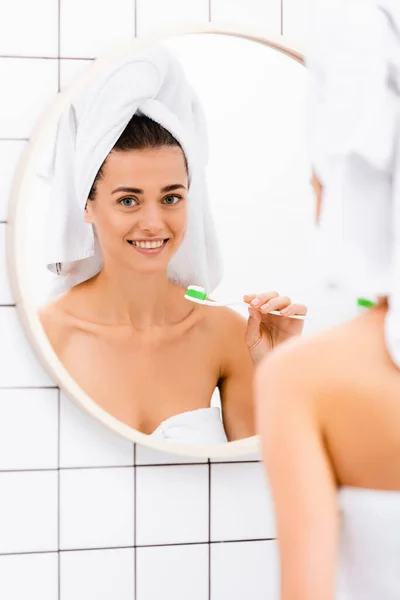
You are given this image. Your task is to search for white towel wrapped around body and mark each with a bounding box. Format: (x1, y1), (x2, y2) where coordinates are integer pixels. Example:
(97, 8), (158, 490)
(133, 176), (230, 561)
(306, 0), (400, 366)
(42, 44), (223, 295)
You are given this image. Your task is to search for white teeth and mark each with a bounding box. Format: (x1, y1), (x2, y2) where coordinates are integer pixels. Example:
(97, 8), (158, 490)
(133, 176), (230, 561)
(132, 240), (164, 249)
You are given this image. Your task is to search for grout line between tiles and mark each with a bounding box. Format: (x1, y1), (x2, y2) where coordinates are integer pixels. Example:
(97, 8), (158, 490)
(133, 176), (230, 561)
(58, 57), (95, 61)
(281, 0), (284, 36)
(140, 539), (278, 547)
(0, 55), (96, 61)
(60, 545), (135, 552)
(0, 386), (58, 390)
(0, 138), (29, 141)
(0, 55), (58, 60)
(0, 539), (277, 558)
(0, 468), (55, 474)
(208, 0), (212, 22)
(135, 460), (259, 467)
(0, 55), (100, 62)
(0, 460), (259, 473)
(0, 550), (59, 557)
(134, 0), (138, 38)
(57, 0), (61, 94)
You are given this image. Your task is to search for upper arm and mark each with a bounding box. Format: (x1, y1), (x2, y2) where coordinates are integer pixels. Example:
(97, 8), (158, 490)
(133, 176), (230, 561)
(216, 309), (256, 441)
(256, 343), (339, 600)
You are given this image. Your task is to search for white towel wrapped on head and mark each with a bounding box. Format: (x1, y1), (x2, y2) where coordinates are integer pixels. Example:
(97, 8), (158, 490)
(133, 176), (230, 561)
(42, 43), (223, 295)
(307, 0), (400, 365)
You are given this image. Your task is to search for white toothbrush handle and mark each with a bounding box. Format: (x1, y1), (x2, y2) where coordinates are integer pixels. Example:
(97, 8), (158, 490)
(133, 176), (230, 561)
(219, 300), (307, 321)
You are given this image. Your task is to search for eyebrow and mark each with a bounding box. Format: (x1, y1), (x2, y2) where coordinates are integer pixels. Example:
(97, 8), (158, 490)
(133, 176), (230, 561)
(112, 184), (187, 195)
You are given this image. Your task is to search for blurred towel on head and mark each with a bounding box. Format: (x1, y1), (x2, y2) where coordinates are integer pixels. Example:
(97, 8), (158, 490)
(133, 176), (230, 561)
(40, 43), (222, 296)
(305, 0), (400, 365)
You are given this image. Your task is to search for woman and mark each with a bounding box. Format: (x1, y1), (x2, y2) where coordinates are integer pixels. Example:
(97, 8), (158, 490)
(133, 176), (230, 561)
(39, 46), (306, 443)
(256, 2), (400, 598)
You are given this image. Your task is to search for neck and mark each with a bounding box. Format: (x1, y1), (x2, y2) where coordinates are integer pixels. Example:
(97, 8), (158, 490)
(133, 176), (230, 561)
(87, 260), (183, 329)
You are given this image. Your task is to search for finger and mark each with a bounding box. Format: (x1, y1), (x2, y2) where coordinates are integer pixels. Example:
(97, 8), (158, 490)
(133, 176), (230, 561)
(243, 294), (257, 305)
(245, 307), (262, 347)
(280, 303), (308, 316)
(259, 296), (291, 313)
(248, 306), (261, 323)
(249, 291), (279, 308)
(279, 305), (297, 316)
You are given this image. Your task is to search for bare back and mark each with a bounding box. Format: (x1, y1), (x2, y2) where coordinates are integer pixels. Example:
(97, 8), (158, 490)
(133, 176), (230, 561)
(258, 303), (400, 600)
(315, 305), (400, 490)
(263, 304), (400, 490)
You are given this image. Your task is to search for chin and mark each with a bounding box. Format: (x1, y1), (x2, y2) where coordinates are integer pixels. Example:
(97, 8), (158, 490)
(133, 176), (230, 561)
(130, 260), (170, 276)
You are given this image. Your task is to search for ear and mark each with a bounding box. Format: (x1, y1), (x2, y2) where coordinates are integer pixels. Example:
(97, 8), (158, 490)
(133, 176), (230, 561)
(84, 200), (94, 224)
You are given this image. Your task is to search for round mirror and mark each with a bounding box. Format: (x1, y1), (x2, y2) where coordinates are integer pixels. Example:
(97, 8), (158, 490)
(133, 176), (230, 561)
(7, 25), (313, 458)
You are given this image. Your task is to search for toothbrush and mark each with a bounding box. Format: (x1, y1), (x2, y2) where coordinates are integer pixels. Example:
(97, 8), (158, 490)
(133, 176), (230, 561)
(184, 286), (307, 320)
(357, 297), (377, 309)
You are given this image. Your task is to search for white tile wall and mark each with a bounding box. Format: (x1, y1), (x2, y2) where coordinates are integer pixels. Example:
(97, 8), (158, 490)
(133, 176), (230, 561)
(0, 224), (13, 304)
(0, 1), (312, 599)
(59, 393), (134, 468)
(135, 441), (207, 465)
(211, 0), (281, 34)
(211, 540), (280, 600)
(0, 553), (58, 600)
(0, 471), (58, 553)
(210, 462), (276, 541)
(0, 388), (58, 470)
(0, 140), (26, 221)
(0, 0), (58, 57)
(60, 548), (135, 600)
(0, 308), (54, 387)
(0, 59), (58, 139)
(136, 465), (209, 545)
(136, 0), (209, 36)
(283, 0), (316, 42)
(60, 0), (135, 59)
(210, 450), (261, 463)
(137, 544), (209, 600)
(60, 468), (134, 550)
(59, 59), (94, 92)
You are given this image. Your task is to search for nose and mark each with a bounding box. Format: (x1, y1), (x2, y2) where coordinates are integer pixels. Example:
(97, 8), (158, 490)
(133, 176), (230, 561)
(137, 202), (164, 235)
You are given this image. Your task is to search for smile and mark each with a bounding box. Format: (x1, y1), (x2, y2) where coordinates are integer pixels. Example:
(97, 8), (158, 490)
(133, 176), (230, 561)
(127, 239), (169, 254)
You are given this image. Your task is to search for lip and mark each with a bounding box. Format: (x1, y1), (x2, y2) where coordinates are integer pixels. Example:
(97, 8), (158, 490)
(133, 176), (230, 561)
(127, 239), (169, 256)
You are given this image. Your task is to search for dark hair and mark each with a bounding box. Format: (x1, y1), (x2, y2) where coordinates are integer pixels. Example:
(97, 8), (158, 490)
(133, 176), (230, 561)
(88, 114), (188, 201)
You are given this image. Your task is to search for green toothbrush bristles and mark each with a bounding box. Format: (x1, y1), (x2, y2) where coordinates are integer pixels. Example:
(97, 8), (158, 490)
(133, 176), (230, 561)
(186, 286), (207, 301)
(357, 297), (377, 309)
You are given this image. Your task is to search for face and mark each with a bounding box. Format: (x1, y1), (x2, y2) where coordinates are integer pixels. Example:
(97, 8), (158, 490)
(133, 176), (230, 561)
(85, 146), (188, 275)
(311, 171), (323, 224)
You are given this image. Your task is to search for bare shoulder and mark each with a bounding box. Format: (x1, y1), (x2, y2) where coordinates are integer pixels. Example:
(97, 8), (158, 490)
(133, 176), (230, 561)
(201, 306), (251, 372)
(203, 305), (247, 337)
(38, 294), (76, 357)
(263, 305), (390, 369)
(256, 305), (399, 413)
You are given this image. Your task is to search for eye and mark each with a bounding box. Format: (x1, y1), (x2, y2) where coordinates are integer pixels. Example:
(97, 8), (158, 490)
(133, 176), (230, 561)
(119, 197), (137, 208)
(163, 194), (182, 206)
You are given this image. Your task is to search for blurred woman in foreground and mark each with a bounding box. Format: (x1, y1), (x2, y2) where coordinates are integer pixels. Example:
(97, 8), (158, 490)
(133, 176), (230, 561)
(256, 2), (400, 599)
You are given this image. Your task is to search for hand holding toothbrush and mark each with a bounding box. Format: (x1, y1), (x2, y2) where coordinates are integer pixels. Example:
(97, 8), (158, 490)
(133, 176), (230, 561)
(243, 292), (307, 366)
(184, 286), (307, 366)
